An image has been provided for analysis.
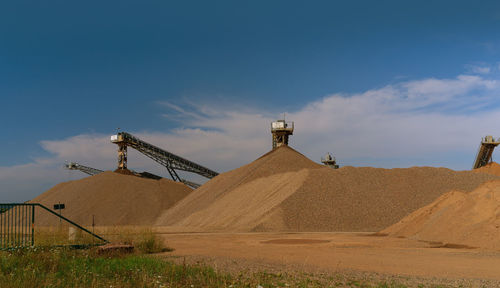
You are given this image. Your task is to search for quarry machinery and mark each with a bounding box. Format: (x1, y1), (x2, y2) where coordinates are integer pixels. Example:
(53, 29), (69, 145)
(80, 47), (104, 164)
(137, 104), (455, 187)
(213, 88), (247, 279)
(472, 135), (500, 169)
(110, 132), (216, 188)
(271, 119), (294, 149)
(64, 161), (199, 188)
(321, 153), (340, 169)
(65, 162), (103, 176)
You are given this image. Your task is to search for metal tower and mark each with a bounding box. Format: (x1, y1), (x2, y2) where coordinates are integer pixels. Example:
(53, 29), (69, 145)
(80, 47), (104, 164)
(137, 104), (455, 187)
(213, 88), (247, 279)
(271, 119), (294, 149)
(472, 135), (500, 169)
(321, 153), (340, 169)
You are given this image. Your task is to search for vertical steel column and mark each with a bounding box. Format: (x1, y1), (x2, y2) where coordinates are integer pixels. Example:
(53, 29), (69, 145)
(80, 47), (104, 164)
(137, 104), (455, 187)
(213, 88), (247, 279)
(117, 144), (127, 170)
(25, 205), (28, 246)
(14, 206), (17, 247)
(2, 205), (4, 248)
(2, 205), (5, 248)
(21, 205), (24, 246)
(31, 205), (35, 247)
(21, 206), (23, 247)
(9, 206), (12, 246)
(1, 205), (3, 248)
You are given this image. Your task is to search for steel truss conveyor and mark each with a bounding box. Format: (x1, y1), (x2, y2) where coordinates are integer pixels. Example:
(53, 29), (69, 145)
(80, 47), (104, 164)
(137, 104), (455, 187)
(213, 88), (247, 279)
(472, 135), (500, 169)
(110, 132), (217, 188)
(64, 161), (182, 185)
(65, 162), (103, 176)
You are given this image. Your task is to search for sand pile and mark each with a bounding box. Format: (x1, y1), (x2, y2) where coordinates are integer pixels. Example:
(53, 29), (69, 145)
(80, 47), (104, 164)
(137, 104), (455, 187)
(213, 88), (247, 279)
(381, 180), (500, 250)
(155, 146), (322, 229)
(32, 171), (192, 226)
(474, 162), (500, 176)
(155, 146), (500, 232)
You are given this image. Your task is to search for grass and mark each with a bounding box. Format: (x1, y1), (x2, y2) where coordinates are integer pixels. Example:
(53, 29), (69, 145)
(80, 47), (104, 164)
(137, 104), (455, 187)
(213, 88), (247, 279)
(134, 230), (172, 254)
(25, 225), (171, 253)
(0, 247), (459, 288)
(33, 225), (102, 247)
(0, 247), (229, 288)
(0, 227), (470, 287)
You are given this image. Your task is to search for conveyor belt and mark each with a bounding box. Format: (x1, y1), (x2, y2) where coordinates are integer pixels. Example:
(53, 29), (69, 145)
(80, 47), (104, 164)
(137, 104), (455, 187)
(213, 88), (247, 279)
(65, 162), (103, 176)
(472, 136), (500, 169)
(64, 161), (200, 189)
(110, 132), (217, 185)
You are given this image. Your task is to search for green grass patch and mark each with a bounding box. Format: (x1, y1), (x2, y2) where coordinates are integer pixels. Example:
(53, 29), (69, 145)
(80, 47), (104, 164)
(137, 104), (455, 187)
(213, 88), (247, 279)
(0, 248), (457, 288)
(0, 248), (231, 288)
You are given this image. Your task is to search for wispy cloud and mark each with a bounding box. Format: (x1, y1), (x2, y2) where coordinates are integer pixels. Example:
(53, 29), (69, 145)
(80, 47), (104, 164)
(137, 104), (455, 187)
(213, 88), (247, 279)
(468, 65), (491, 75)
(464, 62), (499, 75)
(3, 72), (500, 201)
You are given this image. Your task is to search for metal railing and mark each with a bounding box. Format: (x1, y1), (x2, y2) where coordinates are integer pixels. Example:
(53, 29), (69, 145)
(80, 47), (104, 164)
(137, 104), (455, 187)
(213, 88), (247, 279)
(0, 203), (107, 250)
(0, 204), (34, 248)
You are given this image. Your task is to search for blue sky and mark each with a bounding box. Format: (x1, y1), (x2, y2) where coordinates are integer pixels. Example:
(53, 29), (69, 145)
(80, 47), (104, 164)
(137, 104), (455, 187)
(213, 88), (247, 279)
(2, 1), (500, 201)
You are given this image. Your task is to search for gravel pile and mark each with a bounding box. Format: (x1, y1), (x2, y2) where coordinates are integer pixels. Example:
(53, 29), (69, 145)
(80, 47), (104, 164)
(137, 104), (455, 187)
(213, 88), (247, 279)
(382, 180), (500, 250)
(474, 162), (500, 176)
(155, 146), (500, 232)
(32, 171), (192, 226)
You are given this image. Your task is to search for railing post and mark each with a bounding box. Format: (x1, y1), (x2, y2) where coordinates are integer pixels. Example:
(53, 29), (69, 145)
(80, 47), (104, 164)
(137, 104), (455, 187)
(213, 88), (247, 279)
(0, 205), (2, 248)
(31, 205), (35, 247)
(1, 203), (106, 249)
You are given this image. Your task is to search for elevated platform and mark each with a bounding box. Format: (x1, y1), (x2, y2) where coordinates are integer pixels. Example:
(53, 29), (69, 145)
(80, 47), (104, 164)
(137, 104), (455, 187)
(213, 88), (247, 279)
(472, 136), (500, 169)
(321, 153), (339, 169)
(271, 120), (294, 149)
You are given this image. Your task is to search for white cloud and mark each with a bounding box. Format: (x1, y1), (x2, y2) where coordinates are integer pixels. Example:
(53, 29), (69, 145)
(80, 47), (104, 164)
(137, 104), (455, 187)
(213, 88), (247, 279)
(466, 64), (492, 75)
(472, 66), (491, 74)
(3, 73), (500, 202)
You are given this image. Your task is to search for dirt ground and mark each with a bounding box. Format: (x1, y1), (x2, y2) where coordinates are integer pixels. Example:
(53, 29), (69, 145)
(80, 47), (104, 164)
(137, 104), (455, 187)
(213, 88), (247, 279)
(158, 232), (500, 287)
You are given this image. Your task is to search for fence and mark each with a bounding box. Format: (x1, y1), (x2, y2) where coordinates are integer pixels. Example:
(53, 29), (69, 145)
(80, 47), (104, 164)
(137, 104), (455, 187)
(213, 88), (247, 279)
(0, 203), (107, 250)
(0, 204), (34, 248)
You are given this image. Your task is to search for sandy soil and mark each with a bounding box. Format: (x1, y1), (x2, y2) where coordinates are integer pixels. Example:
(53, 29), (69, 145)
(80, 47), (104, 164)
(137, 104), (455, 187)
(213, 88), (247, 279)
(383, 180), (500, 250)
(158, 232), (500, 285)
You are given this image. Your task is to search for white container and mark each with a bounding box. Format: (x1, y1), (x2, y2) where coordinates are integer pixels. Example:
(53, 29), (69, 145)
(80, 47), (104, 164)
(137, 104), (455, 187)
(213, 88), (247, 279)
(272, 122), (285, 129)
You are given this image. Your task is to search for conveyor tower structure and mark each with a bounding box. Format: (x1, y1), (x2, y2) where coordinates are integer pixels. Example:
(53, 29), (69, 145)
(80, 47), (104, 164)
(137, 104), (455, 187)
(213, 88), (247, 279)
(321, 153), (340, 169)
(472, 135), (500, 169)
(110, 132), (217, 188)
(64, 162), (179, 185)
(271, 119), (294, 149)
(65, 162), (103, 176)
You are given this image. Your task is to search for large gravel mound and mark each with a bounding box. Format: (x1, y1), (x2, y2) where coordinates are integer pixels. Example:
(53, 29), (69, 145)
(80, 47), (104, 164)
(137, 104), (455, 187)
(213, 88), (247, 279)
(155, 146), (500, 232)
(381, 180), (500, 250)
(32, 171), (192, 226)
(474, 162), (500, 176)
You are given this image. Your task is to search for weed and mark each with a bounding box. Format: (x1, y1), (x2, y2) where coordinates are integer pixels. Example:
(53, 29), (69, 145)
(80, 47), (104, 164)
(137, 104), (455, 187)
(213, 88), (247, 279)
(134, 230), (172, 254)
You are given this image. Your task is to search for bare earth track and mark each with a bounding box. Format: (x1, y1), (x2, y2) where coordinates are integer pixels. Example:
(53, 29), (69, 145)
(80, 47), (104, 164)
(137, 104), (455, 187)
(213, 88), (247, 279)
(159, 232), (500, 287)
